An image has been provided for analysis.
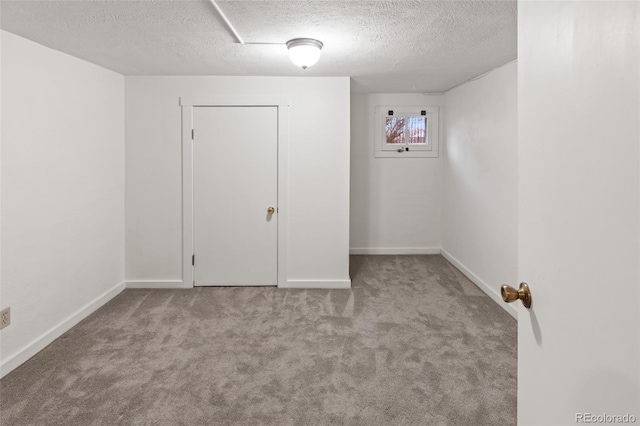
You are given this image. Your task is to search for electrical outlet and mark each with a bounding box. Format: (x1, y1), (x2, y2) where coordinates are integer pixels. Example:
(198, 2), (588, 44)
(0, 307), (10, 330)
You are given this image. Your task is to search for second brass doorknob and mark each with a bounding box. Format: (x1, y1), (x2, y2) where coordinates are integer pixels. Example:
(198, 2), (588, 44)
(501, 282), (532, 308)
(267, 206), (275, 214)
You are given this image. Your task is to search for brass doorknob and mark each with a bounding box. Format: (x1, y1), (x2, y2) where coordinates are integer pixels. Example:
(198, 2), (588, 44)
(501, 282), (532, 309)
(267, 206), (275, 214)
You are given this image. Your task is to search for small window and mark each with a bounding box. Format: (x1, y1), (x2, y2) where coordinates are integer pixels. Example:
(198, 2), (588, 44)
(385, 117), (405, 144)
(375, 106), (439, 158)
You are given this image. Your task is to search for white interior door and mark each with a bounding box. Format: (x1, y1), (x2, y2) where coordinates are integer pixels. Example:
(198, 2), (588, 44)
(518, 2), (639, 424)
(193, 106), (278, 286)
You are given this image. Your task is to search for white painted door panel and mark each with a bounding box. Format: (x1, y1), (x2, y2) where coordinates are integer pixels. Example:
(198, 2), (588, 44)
(193, 106), (278, 286)
(518, 2), (639, 424)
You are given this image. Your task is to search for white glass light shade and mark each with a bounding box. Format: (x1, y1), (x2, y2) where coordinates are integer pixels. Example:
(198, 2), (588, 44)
(286, 38), (323, 69)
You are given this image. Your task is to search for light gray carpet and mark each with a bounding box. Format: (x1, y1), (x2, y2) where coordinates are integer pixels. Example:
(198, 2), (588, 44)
(0, 255), (516, 425)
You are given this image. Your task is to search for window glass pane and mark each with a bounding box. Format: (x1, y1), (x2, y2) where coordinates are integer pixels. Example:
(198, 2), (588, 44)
(407, 117), (427, 145)
(386, 117), (405, 144)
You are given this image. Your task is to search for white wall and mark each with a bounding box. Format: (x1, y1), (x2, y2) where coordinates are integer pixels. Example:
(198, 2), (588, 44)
(442, 61), (517, 317)
(0, 31), (125, 376)
(125, 76), (351, 287)
(350, 93), (442, 254)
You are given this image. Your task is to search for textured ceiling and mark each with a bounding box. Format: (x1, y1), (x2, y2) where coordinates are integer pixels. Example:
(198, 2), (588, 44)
(0, 0), (517, 93)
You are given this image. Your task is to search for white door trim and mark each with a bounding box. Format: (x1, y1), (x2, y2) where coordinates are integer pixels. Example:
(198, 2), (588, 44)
(180, 96), (290, 288)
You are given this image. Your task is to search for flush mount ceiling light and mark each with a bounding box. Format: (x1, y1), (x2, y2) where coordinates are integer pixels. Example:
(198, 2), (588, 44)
(286, 38), (324, 70)
(208, 0), (324, 69)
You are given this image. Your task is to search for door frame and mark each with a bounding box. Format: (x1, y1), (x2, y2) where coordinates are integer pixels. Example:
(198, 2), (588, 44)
(179, 96), (290, 288)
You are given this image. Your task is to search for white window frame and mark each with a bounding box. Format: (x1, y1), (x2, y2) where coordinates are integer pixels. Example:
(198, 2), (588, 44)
(374, 106), (439, 158)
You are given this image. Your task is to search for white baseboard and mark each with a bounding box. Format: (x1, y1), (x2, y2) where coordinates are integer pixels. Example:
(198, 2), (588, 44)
(126, 280), (188, 289)
(440, 249), (517, 320)
(280, 279), (352, 289)
(350, 247), (441, 255)
(0, 281), (126, 379)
